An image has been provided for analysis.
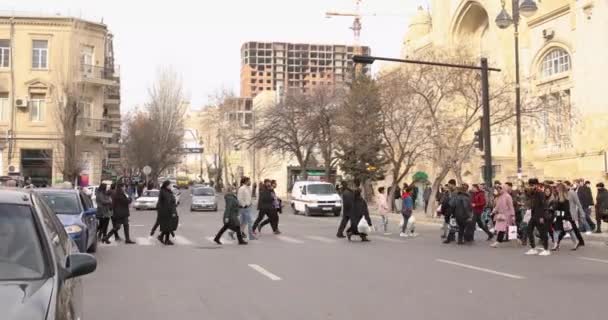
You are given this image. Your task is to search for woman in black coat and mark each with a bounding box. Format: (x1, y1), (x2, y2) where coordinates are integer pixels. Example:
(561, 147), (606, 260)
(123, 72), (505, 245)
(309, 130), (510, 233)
(104, 183), (135, 244)
(157, 180), (178, 245)
(347, 189), (373, 242)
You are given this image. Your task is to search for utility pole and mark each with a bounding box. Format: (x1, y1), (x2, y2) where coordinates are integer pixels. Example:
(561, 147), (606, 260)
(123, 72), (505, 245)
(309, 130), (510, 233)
(480, 58), (493, 187)
(8, 16), (16, 166)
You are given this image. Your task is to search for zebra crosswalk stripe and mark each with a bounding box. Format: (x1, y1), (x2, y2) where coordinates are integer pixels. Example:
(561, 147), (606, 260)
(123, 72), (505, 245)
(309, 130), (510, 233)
(305, 235), (336, 243)
(277, 235), (304, 244)
(173, 235), (194, 246)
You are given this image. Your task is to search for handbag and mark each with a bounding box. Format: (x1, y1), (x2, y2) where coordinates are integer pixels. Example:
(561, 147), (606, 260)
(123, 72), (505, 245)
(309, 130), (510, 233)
(508, 225), (518, 240)
(523, 209), (532, 224)
(563, 220), (573, 231)
(358, 218), (371, 234)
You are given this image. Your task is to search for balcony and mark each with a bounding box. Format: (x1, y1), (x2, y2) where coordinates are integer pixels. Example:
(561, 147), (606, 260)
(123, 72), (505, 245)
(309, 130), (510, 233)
(76, 118), (114, 139)
(105, 87), (121, 105)
(79, 64), (119, 87)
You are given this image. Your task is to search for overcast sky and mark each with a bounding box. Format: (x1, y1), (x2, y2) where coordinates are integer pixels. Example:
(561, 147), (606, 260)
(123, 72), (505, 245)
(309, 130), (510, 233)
(5, 0), (427, 110)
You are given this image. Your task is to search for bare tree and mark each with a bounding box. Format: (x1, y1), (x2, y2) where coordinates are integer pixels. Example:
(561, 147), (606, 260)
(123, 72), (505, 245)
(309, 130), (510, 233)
(123, 67), (186, 181)
(247, 90), (317, 179)
(305, 86), (345, 181)
(377, 68), (430, 193)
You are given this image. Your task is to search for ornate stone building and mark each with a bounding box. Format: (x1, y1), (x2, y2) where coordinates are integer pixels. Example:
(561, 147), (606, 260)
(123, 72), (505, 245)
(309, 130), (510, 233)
(402, 0), (608, 183)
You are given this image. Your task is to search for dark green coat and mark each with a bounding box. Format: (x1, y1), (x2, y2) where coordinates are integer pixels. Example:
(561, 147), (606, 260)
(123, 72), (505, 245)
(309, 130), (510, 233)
(223, 193), (240, 226)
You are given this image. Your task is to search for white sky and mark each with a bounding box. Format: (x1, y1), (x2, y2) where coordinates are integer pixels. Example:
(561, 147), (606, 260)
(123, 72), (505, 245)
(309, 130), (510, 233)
(5, 0), (427, 110)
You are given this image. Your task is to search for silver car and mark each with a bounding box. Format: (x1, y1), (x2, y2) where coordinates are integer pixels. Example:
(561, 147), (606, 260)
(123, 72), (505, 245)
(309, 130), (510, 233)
(190, 187), (217, 212)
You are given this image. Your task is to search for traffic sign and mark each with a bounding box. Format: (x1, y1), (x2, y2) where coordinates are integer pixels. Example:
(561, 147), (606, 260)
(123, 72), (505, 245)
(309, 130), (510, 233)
(142, 166), (152, 175)
(180, 148), (204, 154)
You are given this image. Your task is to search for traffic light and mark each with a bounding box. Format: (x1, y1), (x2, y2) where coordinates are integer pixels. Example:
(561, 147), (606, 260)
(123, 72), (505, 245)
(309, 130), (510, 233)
(474, 129), (484, 151)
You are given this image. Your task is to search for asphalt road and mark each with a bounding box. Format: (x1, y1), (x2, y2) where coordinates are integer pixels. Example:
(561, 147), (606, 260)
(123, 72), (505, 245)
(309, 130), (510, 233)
(83, 189), (608, 320)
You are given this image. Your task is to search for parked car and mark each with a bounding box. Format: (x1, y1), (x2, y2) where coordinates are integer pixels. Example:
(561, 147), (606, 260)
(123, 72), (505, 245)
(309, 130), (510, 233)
(1, 188), (97, 320)
(190, 187), (218, 211)
(291, 181), (342, 217)
(36, 189), (99, 253)
(133, 189), (160, 210)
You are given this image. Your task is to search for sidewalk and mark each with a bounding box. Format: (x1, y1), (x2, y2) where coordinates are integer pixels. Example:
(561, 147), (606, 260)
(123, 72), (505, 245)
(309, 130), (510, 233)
(368, 205), (608, 241)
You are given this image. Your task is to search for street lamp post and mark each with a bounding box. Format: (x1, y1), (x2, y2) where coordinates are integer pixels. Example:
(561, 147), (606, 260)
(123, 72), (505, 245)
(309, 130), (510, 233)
(495, 0), (538, 179)
(353, 55), (501, 187)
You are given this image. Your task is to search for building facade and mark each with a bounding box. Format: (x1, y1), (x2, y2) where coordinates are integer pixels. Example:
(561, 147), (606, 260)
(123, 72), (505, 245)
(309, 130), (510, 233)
(240, 41), (371, 98)
(402, 0), (608, 183)
(0, 14), (121, 186)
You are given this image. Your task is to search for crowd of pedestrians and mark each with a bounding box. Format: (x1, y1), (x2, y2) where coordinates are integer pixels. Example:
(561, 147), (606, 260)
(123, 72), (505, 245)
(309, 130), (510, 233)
(433, 177), (608, 255)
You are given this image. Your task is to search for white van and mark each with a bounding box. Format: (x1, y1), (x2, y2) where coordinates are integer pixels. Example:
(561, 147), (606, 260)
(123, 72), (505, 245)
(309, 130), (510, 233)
(291, 181), (342, 216)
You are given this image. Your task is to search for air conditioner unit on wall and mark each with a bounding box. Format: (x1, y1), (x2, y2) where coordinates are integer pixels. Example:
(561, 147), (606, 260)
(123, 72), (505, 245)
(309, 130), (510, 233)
(15, 99), (28, 108)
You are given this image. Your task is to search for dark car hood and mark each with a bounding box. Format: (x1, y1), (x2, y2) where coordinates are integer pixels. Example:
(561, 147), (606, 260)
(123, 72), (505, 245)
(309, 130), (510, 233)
(56, 213), (83, 227)
(0, 278), (53, 320)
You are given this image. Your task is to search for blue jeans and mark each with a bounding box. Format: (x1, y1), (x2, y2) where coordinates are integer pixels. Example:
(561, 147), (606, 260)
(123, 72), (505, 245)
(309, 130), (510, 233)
(239, 207), (254, 238)
(579, 208), (592, 232)
(380, 215), (389, 232)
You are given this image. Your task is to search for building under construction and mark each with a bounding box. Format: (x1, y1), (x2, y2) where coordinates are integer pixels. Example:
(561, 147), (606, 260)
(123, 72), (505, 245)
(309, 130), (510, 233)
(240, 41), (371, 98)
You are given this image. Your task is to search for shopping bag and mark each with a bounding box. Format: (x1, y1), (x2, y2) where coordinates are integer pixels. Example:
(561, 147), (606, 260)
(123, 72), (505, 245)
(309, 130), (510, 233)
(507, 225), (518, 240)
(563, 220), (573, 231)
(358, 218), (371, 234)
(523, 209), (532, 224)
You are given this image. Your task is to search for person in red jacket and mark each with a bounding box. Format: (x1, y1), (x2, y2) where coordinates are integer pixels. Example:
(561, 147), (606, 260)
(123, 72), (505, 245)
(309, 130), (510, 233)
(472, 184), (493, 240)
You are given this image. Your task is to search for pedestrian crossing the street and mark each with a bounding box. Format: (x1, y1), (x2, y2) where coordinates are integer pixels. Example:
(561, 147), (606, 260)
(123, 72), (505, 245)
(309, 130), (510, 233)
(98, 232), (414, 249)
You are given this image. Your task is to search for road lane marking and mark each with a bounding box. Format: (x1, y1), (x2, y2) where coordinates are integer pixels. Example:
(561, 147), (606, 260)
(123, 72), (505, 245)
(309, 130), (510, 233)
(305, 235), (336, 243)
(173, 235), (194, 246)
(136, 237), (155, 246)
(277, 235), (304, 244)
(131, 224), (145, 227)
(436, 259), (525, 280)
(373, 236), (403, 243)
(579, 257), (608, 264)
(248, 264), (282, 281)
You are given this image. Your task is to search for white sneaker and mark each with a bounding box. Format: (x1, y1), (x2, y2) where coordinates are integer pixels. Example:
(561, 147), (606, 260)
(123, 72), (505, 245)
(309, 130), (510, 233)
(538, 249), (551, 256)
(409, 233), (418, 238)
(564, 234), (571, 239)
(399, 232), (409, 238)
(525, 248), (539, 255)
(585, 231), (592, 235)
(490, 242), (499, 248)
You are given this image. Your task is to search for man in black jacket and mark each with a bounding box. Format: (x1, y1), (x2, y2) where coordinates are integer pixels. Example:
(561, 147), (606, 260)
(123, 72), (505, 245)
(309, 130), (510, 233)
(252, 180), (279, 234)
(595, 183), (608, 234)
(578, 180), (597, 232)
(104, 183), (135, 244)
(525, 178), (550, 256)
(337, 180), (357, 238)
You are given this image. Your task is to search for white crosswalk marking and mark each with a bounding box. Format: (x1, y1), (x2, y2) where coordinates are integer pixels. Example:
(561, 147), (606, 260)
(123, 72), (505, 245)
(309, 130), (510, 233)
(305, 235), (336, 243)
(173, 235), (194, 246)
(277, 235), (304, 244)
(136, 236), (155, 246)
(372, 236), (403, 243)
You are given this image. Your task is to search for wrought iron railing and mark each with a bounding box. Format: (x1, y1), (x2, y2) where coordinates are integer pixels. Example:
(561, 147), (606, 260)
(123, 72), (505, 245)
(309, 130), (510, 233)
(80, 64), (116, 81)
(77, 117), (113, 134)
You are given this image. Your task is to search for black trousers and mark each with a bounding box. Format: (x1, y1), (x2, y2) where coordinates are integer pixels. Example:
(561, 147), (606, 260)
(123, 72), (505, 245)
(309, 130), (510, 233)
(107, 217), (131, 241)
(337, 215), (350, 236)
(97, 217), (110, 239)
(260, 209), (279, 232)
(252, 210), (267, 231)
(215, 223), (244, 242)
(595, 208), (603, 232)
(556, 217), (585, 245)
(475, 214), (492, 237)
(527, 217), (549, 250)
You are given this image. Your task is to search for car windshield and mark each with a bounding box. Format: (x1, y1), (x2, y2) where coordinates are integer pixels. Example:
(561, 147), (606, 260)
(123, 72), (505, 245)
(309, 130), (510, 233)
(39, 193), (81, 215)
(0, 204), (47, 280)
(307, 184), (336, 195)
(143, 190), (160, 197)
(193, 188), (214, 196)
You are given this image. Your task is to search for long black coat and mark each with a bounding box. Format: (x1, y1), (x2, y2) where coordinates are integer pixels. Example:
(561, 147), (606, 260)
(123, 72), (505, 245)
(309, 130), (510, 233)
(342, 188), (355, 216)
(350, 198), (372, 228)
(157, 188), (178, 233)
(578, 185), (594, 207)
(111, 191), (131, 219)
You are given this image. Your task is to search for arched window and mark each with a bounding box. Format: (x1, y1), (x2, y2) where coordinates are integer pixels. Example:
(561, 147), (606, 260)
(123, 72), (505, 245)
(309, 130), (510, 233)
(540, 48), (571, 78)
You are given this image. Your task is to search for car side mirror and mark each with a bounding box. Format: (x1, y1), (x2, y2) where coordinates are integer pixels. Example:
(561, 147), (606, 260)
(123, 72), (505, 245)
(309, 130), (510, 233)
(84, 208), (96, 217)
(65, 253), (97, 279)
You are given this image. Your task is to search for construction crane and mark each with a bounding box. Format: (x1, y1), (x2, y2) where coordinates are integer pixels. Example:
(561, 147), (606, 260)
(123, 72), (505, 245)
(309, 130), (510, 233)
(325, 0), (365, 45)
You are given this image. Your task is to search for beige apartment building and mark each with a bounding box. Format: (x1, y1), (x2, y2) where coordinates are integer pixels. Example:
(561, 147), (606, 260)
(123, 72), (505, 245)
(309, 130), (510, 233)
(401, 0), (608, 183)
(0, 14), (121, 186)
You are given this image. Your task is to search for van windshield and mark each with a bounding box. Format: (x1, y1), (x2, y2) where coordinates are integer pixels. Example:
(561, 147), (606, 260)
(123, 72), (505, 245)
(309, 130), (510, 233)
(307, 184), (336, 195)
